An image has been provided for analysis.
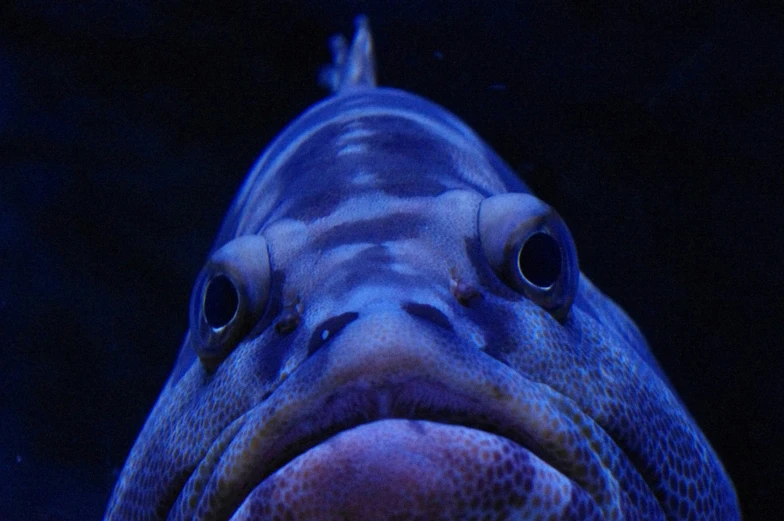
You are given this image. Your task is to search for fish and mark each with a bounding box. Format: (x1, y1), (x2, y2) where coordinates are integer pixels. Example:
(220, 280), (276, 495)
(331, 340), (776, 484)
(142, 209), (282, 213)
(104, 16), (740, 521)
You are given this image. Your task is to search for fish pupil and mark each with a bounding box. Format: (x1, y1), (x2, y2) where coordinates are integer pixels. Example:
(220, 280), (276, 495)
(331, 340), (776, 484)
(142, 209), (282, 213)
(518, 232), (561, 288)
(203, 274), (239, 329)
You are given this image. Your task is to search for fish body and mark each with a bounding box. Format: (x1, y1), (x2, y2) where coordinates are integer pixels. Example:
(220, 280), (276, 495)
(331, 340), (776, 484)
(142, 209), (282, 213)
(105, 17), (740, 521)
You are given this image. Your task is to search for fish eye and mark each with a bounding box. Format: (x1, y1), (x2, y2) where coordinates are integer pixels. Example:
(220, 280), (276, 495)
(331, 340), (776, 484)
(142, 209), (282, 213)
(203, 274), (239, 330)
(518, 232), (561, 288)
(189, 235), (271, 370)
(478, 193), (578, 321)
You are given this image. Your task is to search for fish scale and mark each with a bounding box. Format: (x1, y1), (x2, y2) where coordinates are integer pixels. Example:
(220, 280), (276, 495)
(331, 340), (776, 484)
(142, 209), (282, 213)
(104, 16), (740, 521)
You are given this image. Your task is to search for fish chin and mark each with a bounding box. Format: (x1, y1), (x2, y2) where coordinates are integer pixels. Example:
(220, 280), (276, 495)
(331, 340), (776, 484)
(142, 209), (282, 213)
(230, 419), (600, 520)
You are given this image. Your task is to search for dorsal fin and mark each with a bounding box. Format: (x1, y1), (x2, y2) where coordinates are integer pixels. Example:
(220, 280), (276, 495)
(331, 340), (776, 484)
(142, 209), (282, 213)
(319, 16), (377, 94)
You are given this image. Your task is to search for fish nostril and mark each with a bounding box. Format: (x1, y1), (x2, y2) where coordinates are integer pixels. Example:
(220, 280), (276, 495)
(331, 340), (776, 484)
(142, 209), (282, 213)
(402, 302), (454, 332)
(307, 312), (360, 356)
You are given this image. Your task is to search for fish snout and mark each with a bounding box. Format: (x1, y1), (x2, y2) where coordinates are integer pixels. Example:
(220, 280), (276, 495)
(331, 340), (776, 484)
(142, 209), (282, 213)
(311, 305), (464, 387)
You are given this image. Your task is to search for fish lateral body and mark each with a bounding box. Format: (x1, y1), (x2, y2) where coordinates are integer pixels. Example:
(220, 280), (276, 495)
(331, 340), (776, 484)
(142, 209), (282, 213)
(104, 16), (740, 521)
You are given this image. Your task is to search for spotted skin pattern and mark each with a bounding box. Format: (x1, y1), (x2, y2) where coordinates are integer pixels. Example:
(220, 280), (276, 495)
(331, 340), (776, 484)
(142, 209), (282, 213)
(104, 17), (740, 521)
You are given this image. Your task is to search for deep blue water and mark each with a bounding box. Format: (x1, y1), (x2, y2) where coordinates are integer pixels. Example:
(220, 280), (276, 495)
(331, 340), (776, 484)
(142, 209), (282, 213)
(1, 2), (781, 520)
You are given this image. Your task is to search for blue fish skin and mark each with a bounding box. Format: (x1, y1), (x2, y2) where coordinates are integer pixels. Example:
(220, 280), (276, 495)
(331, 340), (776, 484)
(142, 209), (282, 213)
(104, 17), (740, 521)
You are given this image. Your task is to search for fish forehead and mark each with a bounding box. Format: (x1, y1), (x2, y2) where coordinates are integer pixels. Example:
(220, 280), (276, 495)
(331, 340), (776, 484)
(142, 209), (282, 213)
(217, 88), (528, 245)
(263, 190), (479, 320)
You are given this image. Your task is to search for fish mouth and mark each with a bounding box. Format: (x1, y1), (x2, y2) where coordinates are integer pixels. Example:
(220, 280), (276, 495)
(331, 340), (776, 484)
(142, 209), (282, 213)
(177, 371), (628, 521)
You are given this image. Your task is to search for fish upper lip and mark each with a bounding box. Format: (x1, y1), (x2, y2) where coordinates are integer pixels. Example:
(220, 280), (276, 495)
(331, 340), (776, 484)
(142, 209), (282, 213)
(182, 365), (630, 521)
(250, 380), (546, 480)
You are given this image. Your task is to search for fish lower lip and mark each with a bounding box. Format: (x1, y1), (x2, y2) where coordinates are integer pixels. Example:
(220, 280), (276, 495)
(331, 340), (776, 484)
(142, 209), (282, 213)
(229, 419), (601, 521)
(184, 376), (627, 521)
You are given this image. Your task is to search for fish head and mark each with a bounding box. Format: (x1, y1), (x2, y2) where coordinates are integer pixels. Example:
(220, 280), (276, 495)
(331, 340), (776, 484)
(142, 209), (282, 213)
(105, 153), (736, 520)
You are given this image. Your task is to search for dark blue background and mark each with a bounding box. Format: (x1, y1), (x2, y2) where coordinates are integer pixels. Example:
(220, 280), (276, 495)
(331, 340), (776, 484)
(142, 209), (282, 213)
(1, 2), (781, 520)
